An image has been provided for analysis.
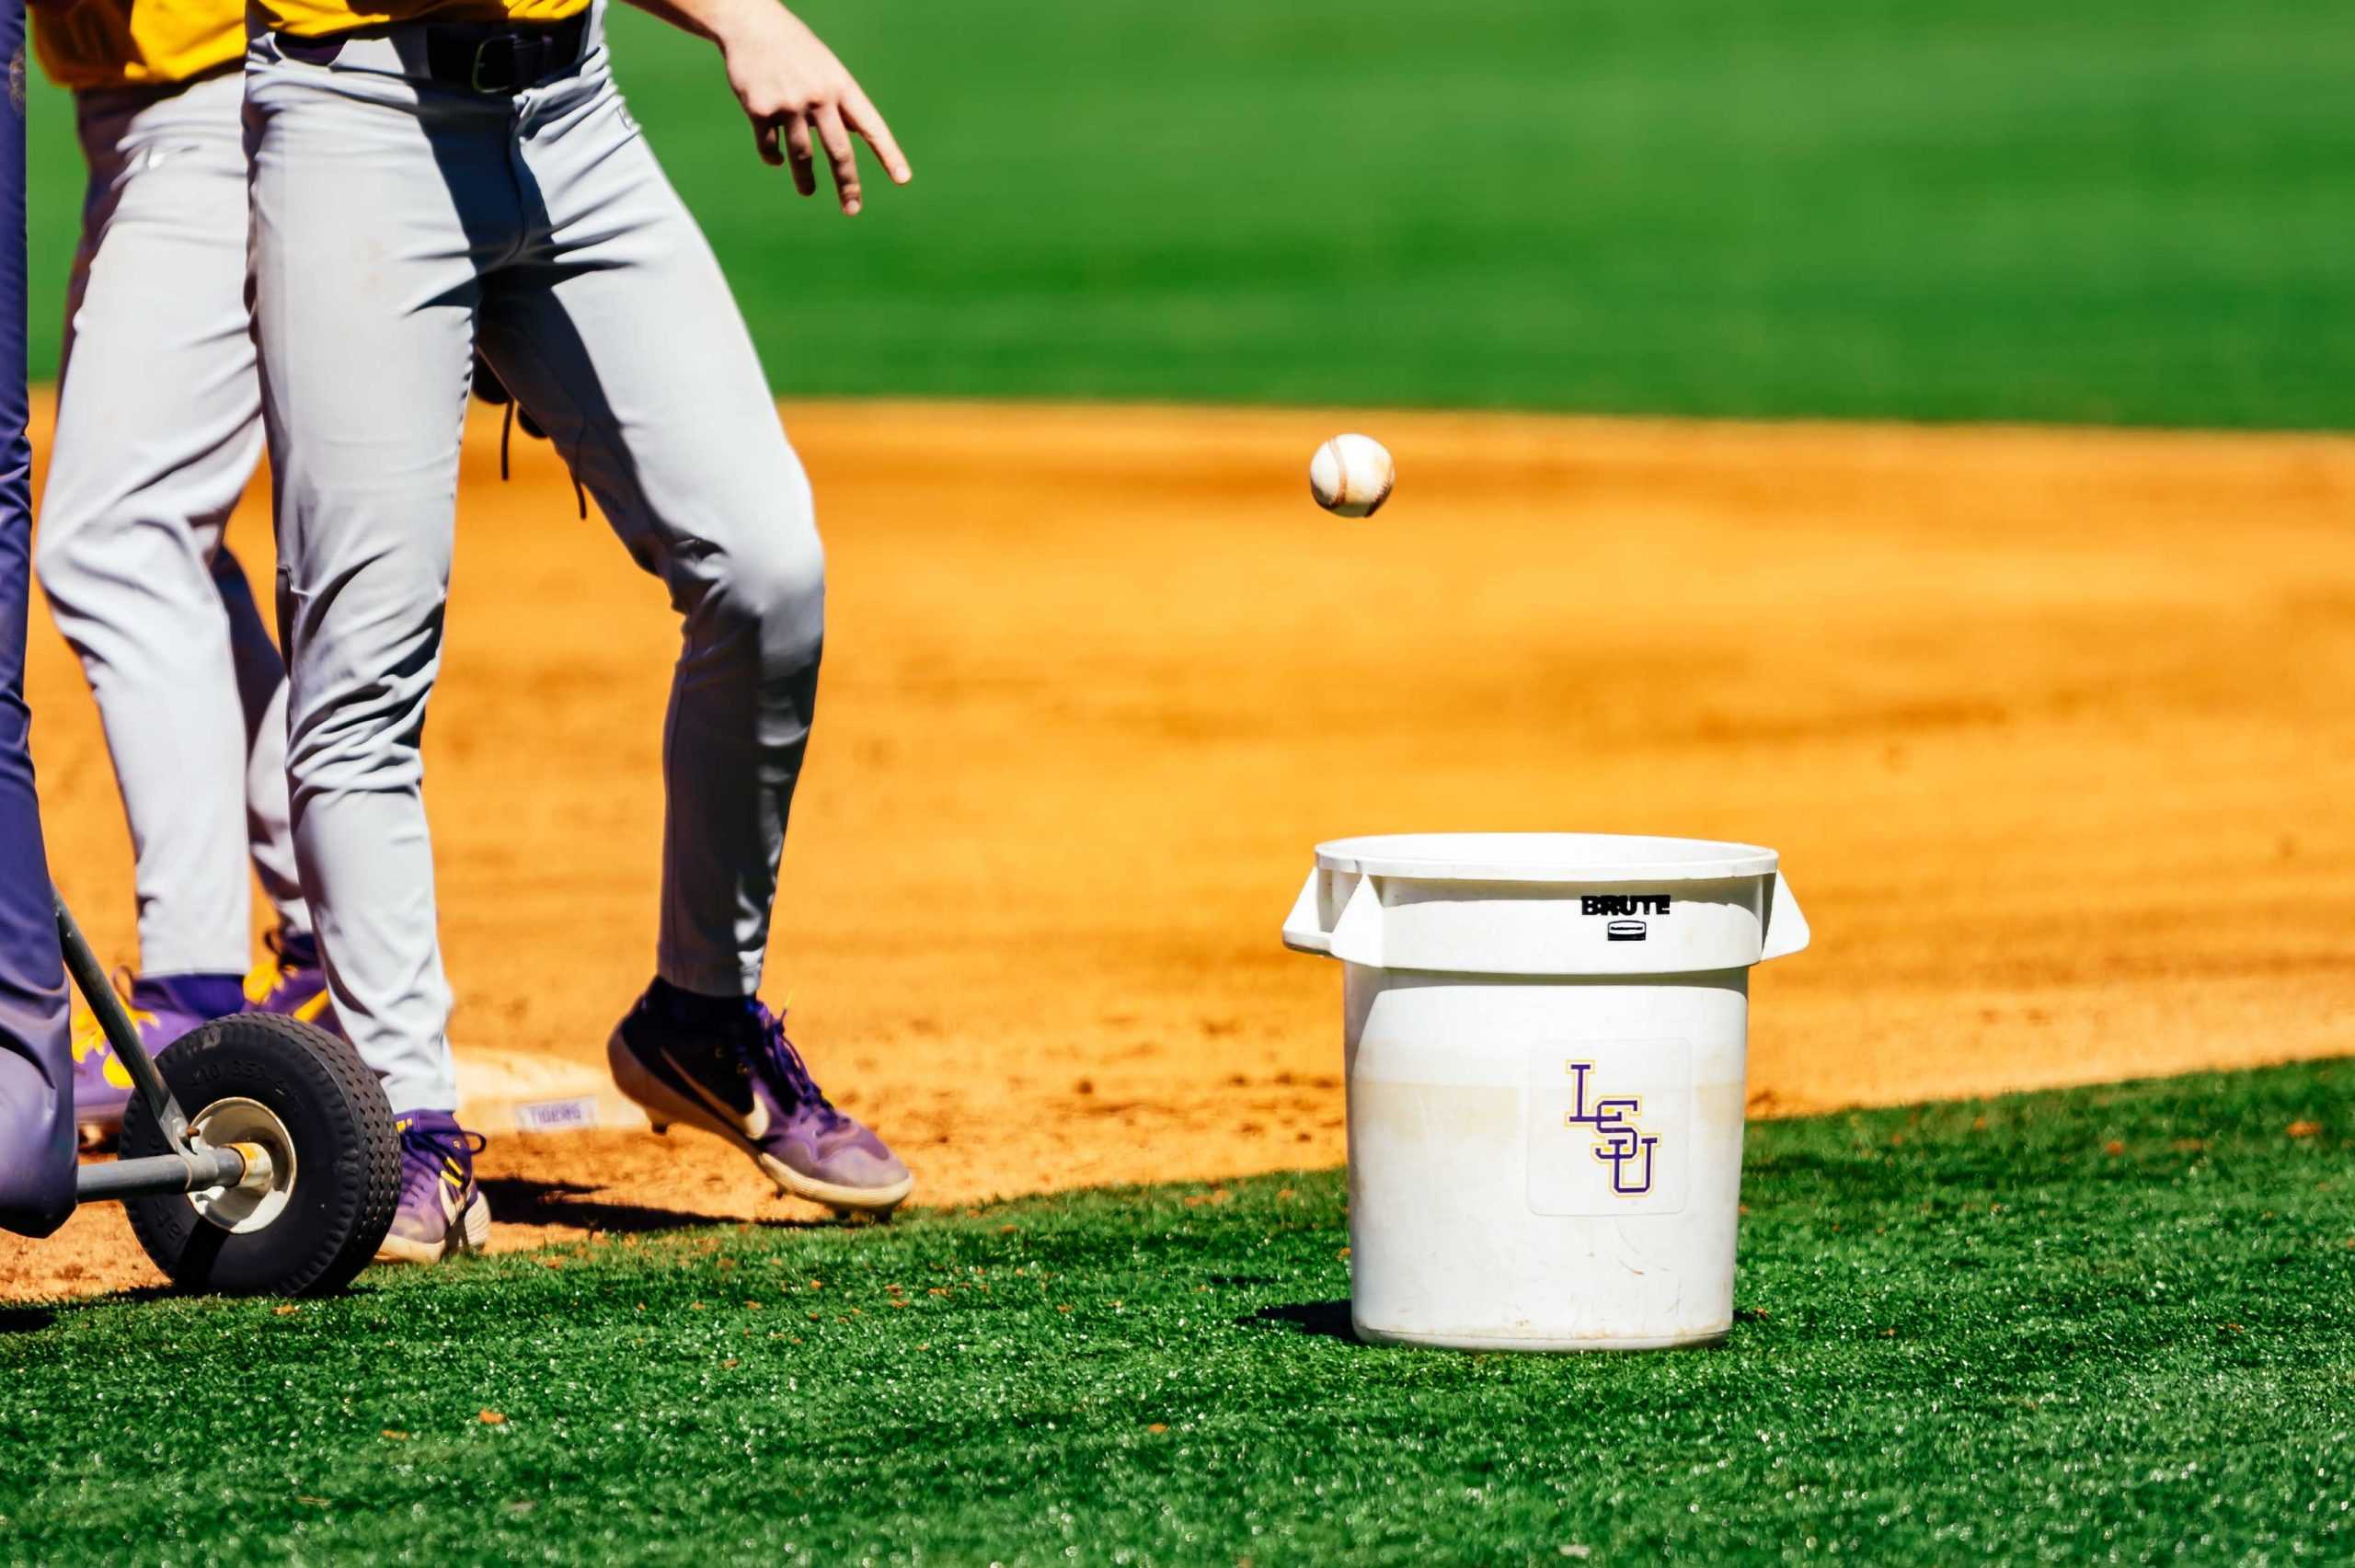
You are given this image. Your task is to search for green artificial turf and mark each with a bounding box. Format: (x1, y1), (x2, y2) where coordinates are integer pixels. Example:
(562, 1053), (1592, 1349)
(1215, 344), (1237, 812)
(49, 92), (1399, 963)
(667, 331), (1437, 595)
(20, 1), (2355, 427)
(3, 1059), (2351, 1564)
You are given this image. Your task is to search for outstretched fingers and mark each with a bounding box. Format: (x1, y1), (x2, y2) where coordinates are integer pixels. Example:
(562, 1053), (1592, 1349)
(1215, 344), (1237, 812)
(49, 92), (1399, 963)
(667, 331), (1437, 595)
(782, 111), (818, 196)
(758, 100), (882, 209)
(720, 5), (911, 213)
(844, 87), (912, 189)
(810, 102), (861, 214)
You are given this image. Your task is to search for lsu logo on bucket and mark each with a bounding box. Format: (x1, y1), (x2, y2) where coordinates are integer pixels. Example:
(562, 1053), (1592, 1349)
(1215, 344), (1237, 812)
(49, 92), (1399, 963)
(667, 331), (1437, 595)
(1562, 1061), (1658, 1196)
(1525, 1037), (1691, 1217)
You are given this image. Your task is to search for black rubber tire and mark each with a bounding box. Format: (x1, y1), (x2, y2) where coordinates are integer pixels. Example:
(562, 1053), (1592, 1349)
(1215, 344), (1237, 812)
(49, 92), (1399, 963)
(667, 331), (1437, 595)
(120, 1013), (400, 1296)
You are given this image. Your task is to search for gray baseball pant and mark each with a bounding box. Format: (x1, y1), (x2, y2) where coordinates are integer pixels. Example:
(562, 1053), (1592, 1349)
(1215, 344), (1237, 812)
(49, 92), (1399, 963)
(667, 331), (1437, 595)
(37, 67), (310, 979)
(245, 12), (825, 1115)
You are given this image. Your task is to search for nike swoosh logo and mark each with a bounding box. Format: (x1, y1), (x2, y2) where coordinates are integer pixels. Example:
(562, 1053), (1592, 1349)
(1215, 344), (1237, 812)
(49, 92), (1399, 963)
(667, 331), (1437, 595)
(660, 1047), (769, 1140)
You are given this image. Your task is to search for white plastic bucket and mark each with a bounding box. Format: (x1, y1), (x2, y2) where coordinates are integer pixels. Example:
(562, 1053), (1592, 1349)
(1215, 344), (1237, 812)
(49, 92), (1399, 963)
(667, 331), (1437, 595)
(1283, 833), (1809, 1351)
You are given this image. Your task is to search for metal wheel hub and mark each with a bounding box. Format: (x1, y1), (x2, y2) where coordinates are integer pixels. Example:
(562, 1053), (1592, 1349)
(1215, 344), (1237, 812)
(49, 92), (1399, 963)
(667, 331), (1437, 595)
(188, 1097), (297, 1234)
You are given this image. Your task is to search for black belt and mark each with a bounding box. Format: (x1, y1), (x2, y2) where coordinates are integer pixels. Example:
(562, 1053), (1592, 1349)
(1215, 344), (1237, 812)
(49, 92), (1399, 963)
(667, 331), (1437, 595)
(422, 13), (591, 94)
(281, 14), (592, 95)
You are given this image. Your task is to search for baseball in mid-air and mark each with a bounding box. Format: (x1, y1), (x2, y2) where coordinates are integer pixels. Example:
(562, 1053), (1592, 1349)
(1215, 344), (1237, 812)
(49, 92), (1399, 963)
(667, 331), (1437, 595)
(1309, 432), (1396, 518)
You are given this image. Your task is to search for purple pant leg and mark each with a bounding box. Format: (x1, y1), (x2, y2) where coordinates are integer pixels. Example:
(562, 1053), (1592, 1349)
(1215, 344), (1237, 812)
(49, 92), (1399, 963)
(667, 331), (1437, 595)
(0, 0), (75, 1239)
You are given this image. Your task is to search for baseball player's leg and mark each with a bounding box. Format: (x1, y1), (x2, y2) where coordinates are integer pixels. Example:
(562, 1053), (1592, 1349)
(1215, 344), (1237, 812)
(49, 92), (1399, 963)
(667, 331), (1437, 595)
(36, 75), (323, 1139)
(246, 48), (491, 1259)
(216, 548), (337, 1025)
(0, 544), (71, 1235)
(38, 74), (270, 979)
(218, 551), (309, 942)
(479, 218), (821, 1005)
(0, 590), (70, 1235)
(34, 73), (326, 1140)
(0, 6), (74, 1235)
(478, 56), (907, 1211)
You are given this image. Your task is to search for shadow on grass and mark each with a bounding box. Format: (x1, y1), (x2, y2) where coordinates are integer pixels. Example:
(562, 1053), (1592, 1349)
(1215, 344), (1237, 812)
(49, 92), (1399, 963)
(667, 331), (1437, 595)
(477, 1177), (823, 1238)
(2, 1276), (400, 1326)
(1246, 1299), (1356, 1341)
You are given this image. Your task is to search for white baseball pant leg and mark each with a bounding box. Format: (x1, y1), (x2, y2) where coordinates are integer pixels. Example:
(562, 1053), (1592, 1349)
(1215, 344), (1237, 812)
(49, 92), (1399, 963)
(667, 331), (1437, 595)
(36, 68), (309, 979)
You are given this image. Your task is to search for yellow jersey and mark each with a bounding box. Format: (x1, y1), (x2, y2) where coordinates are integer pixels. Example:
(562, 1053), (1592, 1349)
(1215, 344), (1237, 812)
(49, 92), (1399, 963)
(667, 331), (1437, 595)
(258, 0), (590, 40)
(30, 0), (245, 91)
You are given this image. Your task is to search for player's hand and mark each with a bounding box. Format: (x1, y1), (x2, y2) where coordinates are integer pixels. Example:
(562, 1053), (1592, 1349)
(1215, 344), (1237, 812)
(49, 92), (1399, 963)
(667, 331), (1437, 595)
(717, 1), (911, 214)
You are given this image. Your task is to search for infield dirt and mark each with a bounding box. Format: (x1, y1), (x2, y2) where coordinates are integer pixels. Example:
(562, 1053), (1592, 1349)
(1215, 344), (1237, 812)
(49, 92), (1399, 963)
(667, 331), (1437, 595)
(6, 400), (2351, 1298)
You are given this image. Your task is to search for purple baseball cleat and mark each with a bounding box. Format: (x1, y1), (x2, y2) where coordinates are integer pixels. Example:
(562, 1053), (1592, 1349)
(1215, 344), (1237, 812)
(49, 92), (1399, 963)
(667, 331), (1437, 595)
(607, 980), (913, 1215)
(242, 927), (341, 1036)
(377, 1110), (493, 1265)
(69, 971), (245, 1146)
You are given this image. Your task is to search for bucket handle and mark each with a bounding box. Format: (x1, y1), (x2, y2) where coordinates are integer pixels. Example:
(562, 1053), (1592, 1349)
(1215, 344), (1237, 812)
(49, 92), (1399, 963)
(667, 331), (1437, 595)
(1281, 869), (1384, 962)
(1281, 868), (1334, 955)
(1761, 872), (1810, 961)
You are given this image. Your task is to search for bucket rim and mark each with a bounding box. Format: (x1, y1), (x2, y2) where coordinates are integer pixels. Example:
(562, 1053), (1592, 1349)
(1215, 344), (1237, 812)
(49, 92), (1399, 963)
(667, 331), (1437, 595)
(1313, 831), (1778, 883)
